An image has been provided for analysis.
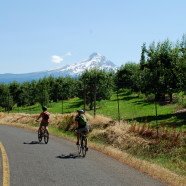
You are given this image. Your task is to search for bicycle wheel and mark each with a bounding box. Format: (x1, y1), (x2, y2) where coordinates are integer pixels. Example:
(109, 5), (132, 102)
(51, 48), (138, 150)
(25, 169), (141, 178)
(81, 136), (87, 157)
(38, 130), (42, 142)
(77, 143), (81, 155)
(44, 130), (49, 144)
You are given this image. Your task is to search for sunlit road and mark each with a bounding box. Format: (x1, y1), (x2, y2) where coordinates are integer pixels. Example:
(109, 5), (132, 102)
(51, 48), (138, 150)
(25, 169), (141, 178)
(0, 125), (166, 186)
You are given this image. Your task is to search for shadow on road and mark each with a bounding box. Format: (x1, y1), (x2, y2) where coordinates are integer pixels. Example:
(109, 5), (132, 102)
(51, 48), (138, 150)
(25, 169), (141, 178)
(23, 141), (45, 145)
(56, 153), (82, 159)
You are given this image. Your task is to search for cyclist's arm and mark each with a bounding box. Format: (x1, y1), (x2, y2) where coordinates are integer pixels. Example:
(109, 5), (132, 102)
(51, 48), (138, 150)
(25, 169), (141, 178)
(36, 113), (42, 121)
(74, 116), (79, 129)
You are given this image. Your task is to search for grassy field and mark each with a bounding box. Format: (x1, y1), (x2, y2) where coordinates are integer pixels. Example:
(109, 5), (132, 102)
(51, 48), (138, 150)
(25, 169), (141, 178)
(10, 97), (83, 114)
(8, 91), (186, 130)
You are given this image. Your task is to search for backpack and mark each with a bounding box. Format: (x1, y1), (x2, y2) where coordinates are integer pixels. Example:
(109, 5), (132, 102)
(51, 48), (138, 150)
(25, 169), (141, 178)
(76, 115), (87, 127)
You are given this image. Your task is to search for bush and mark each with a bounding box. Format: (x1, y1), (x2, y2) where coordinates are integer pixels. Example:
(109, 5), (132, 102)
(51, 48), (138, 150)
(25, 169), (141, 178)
(145, 93), (155, 102)
(57, 115), (74, 131)
(177, 92), (186, 107)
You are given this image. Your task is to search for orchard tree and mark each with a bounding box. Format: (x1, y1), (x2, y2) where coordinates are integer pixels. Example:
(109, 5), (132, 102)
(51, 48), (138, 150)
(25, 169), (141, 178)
(9, 81), (21, 106)
(78, 69), (114, 110)
(115, 63), (140, 92)
(0, 84), (13, 111)
(139, 40), (182, 102)
(36, 78), (49, 107)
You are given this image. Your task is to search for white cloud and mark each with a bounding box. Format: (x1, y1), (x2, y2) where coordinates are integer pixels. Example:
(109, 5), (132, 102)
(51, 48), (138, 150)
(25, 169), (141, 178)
(51, 55), (63, 64)
(65, 52), (72, 56)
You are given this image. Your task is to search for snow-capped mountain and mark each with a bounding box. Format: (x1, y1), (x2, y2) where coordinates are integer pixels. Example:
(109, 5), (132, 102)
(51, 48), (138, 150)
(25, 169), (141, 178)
(0, 53), (117, 83)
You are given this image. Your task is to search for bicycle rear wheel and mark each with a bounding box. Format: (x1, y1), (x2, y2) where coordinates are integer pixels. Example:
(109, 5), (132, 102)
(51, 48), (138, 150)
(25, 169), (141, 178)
(81, 136), (87, 157)
(44, 130), (49, 144)
(77, 144), (81, 155)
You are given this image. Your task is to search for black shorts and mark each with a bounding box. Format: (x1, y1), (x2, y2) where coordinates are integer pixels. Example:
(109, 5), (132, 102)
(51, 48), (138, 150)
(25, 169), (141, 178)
(76, 126), (89, 134)
(40, 123), (48, 127)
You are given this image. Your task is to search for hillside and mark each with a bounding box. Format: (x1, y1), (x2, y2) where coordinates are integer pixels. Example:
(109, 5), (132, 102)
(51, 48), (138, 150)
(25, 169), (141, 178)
(0, 53), (117, 83)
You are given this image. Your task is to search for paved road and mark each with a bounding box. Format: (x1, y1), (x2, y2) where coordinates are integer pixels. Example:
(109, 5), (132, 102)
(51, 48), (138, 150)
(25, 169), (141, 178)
(0, 145), (2, 185)
(0, 125), (166, 186)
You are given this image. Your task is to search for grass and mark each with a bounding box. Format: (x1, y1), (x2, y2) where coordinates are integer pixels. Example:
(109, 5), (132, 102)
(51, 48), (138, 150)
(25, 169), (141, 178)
(89, 121), (186, 176)
(91, 92), (185, 130)
(94, 93), (176, 119)
(4, 91), (186, 130)
(150, 155), (186, 176)
(11, 97), (83, 114)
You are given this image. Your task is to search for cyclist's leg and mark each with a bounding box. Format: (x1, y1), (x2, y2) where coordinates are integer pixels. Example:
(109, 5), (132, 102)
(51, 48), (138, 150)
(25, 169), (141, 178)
(39, 123), (47, 134)
(41, 123), (48, 130)
(77, 132), (80, 145)
(84, 127), (89, 150)
(46, 125), (49, 132)
(43, 124), (49, 134)
(38, 123), (42, 132)
(45, 126), (49, 134)
(76, 128), (83, 145)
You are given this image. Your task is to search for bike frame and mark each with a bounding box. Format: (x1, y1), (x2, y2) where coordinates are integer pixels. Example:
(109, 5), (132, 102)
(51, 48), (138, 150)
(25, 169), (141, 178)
(77, 131), (88, 157)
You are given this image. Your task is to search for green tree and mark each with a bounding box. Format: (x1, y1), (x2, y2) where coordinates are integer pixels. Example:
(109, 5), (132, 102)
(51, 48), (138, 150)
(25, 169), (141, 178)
(36, 78), (49, 106)
(78, 69), (114, 110)
(139, 40), (182, 102)
(9, 81), (21, 106)
(0, 84), (14, 111)
(115, 63), (140, 92)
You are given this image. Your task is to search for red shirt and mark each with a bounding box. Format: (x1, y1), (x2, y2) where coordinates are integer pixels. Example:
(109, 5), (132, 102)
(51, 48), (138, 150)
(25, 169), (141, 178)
(39, 111), (50, 124)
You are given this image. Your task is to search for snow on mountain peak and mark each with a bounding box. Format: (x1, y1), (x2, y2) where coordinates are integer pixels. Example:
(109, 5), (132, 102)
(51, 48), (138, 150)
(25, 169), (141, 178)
(0, 53), (117, 83)
(88, 52), (105, 61)
(58, 53), (117, 75)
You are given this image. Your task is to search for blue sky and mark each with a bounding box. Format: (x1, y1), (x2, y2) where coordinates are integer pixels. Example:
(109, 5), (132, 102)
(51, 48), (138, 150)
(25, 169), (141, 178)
(0, 0), (185, 74)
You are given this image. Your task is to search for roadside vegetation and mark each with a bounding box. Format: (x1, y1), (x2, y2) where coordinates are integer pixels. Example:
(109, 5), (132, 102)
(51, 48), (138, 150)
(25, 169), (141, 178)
(0, 35), (186, 184)
(2, 89), (185, 131)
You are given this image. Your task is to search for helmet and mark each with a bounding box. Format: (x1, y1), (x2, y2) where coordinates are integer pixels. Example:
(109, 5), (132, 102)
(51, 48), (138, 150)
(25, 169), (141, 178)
(77, 109), (84, 114)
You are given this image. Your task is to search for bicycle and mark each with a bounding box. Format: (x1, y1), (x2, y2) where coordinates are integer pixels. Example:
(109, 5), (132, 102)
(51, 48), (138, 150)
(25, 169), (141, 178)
(38, 126), (49, 144)
(77, 131), (88, 157)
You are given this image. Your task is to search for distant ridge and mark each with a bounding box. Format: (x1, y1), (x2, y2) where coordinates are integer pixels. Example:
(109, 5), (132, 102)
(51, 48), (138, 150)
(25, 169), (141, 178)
(0, 53), (117, 83)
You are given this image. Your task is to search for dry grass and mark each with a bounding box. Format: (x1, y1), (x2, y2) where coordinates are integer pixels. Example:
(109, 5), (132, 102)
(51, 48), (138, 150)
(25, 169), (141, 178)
(0, 112), (185, 186)
(88, 143), (186, 186)
(128, 123), (185, 148)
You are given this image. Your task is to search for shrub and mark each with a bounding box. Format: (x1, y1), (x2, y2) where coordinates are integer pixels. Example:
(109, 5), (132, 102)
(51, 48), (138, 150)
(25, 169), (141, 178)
(57, 115), (74, 131)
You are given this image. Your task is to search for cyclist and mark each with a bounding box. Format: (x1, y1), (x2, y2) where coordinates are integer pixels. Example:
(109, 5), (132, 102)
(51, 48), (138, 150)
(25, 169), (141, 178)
(75, 109), (89, 146)
(36, 106), (50, 132)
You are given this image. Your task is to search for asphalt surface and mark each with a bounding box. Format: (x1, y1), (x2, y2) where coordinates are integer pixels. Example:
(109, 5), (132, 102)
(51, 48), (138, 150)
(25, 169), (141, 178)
(0, 125), (166, 186)
(0, 146), (2, 186)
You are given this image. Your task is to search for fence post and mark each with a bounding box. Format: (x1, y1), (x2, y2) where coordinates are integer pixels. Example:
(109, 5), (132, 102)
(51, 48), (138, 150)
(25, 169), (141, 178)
(83, 80), (86, 111)
(93, 83), (97, 118)
(117, 89), (121, 122)
(155, 99), (158, 126)
(61, 99), (64, 114)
